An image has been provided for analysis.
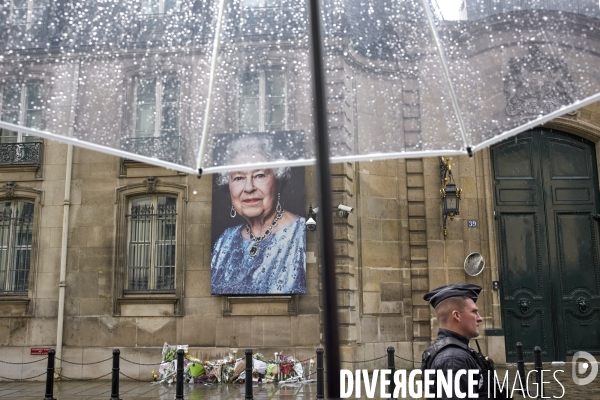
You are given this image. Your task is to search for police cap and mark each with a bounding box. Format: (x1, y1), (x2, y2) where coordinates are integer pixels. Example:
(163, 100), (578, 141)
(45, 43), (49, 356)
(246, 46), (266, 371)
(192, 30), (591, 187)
(423, 283), (482, 308)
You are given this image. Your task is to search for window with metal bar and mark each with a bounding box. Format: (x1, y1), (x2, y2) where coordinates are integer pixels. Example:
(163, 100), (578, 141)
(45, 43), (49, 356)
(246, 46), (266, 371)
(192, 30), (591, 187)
(0, 82), (42, 143)
(0, 201), (34, 294)
(239, 68), (286, 133)
(127, 196), (176, 290)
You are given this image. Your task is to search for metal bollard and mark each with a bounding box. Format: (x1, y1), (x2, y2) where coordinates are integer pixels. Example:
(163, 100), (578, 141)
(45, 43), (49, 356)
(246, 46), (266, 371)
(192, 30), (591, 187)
(516, 342), (527, 395)
(534, 346), (542, 399)
(316, 348), (324, 400)
(110, 349), (121, 400)
(245, 349), (253, 400)
(176, 349), (184, 400)
(43, 349), (56, 400)
(387, 347), (395, 399)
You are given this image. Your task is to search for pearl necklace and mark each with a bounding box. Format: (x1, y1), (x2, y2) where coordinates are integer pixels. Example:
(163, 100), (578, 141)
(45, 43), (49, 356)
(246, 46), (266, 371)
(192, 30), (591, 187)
(245, 207), (283, 257)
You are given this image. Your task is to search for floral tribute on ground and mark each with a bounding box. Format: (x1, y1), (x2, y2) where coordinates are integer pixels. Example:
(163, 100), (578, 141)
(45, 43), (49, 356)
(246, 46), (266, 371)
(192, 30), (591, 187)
(153, 343), (314, 385)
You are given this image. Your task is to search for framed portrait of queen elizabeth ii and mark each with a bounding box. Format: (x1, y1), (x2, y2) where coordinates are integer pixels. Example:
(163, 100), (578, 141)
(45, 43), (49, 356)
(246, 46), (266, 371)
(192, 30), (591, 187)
(210, 132), (307, 295)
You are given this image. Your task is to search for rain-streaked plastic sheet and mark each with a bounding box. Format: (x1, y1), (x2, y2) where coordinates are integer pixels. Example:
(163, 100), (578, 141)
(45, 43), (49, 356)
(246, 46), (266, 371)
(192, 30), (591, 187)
(426, 0), (600, 151)
(0, 0), (599, 175)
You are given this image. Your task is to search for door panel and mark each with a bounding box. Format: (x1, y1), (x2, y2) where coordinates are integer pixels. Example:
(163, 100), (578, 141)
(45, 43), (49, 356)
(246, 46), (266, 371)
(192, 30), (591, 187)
(493, 137), (536, 179)
(540, 131), (600, 358)
(492, 131), (556, 361)
(500, 213), (545, 291)
(564, 310), (600, 353)
(497, 212), (554, 360)
(555, 213), (599, 295)
(504, 310), (551, 356)
(547, 139), (591, 179)
(497, 188), (535, 203)
(552, 187), (591, 204)
(492, 129), (600, 361)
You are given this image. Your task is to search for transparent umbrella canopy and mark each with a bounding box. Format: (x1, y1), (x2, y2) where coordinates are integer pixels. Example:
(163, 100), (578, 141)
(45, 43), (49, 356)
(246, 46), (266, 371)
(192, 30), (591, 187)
(0, 0), (598, 173)
(2, 0), (600, 397)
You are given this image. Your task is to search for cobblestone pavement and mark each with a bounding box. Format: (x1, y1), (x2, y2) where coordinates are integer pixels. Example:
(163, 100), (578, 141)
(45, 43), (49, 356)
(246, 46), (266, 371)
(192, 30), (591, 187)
(1, 363), (599, 399)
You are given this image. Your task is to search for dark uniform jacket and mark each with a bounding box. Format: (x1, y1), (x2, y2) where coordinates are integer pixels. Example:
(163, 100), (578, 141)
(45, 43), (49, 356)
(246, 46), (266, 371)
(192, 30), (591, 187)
(424, 328), (490, 400)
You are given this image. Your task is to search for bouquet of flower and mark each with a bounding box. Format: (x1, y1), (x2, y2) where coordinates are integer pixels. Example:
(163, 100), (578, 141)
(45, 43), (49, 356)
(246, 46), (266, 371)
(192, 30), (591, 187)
(154, 342), (196, 384)
(153, 345), (308, 385)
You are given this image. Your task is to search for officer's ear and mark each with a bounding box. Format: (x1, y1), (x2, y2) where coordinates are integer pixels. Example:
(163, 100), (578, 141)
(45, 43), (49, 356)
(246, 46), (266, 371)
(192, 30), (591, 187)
(451, 309), (461, 321)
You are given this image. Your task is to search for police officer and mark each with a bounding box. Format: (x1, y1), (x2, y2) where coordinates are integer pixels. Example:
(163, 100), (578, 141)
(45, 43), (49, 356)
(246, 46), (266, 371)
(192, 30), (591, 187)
(421, 283), (499, 400)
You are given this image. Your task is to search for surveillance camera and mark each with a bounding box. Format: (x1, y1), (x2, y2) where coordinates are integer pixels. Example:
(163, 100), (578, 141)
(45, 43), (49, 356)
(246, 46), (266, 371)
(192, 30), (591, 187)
(312, 207), (319, 214)
(306, 217), (317, 231)
(337, 204), (353, 213)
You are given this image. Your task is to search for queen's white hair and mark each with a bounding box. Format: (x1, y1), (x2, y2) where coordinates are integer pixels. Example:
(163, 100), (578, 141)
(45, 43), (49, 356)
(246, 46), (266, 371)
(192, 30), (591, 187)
(216, 135), (290, 186)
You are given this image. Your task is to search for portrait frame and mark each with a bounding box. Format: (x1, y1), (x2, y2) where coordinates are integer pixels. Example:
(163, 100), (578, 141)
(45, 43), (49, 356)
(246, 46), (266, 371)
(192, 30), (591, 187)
(210, 131), (307, 295)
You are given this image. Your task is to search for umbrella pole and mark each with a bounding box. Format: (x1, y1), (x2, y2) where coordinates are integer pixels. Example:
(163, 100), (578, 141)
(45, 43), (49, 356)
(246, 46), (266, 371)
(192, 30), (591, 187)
(196, 0), (227, 175)
(307, 0), (341, 398)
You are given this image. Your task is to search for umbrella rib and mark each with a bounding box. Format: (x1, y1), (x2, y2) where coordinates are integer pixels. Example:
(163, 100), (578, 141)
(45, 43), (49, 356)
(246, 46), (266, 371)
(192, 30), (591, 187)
(0, 116), (466, 176)
(196, 0), (228, 175)
(419, 0), (471, 152)
(200, 149), (467, 175)
(0, 120), (199, 175)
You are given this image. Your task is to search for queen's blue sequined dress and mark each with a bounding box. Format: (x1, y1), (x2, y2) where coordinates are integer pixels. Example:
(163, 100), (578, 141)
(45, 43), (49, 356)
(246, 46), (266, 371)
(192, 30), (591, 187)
(211, 217), (306, 294)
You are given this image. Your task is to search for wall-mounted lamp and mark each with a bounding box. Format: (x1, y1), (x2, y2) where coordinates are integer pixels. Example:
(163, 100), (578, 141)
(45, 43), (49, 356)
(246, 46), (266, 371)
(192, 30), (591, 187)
(440, 157), (462, 237)
(306, 204), (318, 231)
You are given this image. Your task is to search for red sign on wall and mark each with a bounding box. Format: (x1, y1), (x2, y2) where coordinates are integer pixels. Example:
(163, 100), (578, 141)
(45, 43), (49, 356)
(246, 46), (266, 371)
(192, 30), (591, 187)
(30, 348), (49, 355)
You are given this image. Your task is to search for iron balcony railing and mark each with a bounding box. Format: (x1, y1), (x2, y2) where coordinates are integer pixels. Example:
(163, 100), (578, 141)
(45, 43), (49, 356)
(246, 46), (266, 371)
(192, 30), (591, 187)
(122, 136), (182, 164)
(0, 142), (42, 168)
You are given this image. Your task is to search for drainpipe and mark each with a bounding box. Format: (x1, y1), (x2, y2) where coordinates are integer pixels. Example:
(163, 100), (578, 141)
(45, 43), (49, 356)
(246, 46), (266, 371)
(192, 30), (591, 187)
(55, 61), (79, 376)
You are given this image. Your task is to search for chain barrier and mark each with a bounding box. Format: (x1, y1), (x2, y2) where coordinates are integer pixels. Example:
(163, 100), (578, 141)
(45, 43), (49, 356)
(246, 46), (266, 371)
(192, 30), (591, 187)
(0, 357), (48, 365)
(56, 356), (113, 366)
(394, 354), (421, 364)
(0, 371), (47, 381)
(339, 354), (387, 365)
(3, 347), (537, 385)
(58, 371), (113, 381)
(119, 370), (153, 382)
(119, 356), (160, 366)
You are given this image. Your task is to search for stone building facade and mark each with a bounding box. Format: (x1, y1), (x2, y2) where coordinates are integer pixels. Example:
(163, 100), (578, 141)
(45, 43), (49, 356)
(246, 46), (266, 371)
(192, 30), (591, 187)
(1, 0), (600, 379)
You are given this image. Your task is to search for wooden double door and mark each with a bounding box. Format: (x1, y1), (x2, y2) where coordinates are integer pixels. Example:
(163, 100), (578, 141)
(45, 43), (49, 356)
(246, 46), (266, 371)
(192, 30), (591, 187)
(491, 129), (600, 361)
